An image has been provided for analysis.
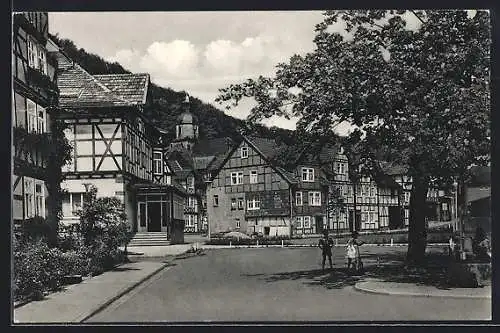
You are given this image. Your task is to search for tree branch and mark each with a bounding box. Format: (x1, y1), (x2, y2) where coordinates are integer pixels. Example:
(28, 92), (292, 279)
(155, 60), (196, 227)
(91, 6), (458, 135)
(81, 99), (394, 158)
(410, 10), (426, 25)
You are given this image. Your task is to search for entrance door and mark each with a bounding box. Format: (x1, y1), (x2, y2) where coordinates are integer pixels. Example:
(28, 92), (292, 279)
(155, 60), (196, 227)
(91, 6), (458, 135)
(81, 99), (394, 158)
(147, 202), (162, 232)
(388, 206), (402, 229)
(349, 210), (361, 232)
(315, 216), (324, 234)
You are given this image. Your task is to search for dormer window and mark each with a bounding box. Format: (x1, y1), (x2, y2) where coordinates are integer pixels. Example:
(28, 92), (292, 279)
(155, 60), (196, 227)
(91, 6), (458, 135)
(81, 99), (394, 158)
(302, 167), (315, 182)
(241, 146), (248, 159)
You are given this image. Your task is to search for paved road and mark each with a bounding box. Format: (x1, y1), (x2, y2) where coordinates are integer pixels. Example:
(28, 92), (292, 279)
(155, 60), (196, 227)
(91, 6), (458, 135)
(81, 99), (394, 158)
(88, 247), (491, 322)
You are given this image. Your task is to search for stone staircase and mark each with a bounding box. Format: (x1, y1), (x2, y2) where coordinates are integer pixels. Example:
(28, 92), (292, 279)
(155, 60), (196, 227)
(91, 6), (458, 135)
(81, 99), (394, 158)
(127, 232), (170, 247)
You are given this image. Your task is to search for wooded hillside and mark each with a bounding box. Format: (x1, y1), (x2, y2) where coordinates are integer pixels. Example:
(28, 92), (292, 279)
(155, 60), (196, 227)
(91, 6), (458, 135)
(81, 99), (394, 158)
(50, 35), (294, 143)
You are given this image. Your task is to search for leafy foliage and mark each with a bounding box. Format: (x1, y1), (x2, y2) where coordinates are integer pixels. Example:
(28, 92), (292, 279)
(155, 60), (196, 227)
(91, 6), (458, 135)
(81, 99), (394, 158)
(13, 238), (66, 300)
(216, 10), (491, 265)
(77, 185), (130, 248)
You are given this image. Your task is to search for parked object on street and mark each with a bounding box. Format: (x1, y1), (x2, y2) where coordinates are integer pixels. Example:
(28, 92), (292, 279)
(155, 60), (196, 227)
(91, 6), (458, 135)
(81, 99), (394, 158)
(224, 231), (251, 240)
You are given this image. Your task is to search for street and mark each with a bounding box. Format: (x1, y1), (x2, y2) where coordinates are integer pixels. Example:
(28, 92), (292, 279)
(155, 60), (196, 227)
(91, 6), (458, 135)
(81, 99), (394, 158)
(87, 247), (491, 322)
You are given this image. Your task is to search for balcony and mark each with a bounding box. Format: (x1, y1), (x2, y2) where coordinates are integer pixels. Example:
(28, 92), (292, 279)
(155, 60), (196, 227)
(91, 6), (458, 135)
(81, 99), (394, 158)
(26, 66), (59, 103)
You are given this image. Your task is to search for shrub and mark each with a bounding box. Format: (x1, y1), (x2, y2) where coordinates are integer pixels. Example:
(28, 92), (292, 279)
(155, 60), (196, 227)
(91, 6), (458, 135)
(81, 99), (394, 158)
(13, 239), (66, 301)
(17, 216), (53, 243)
(76, 185), (130, 274)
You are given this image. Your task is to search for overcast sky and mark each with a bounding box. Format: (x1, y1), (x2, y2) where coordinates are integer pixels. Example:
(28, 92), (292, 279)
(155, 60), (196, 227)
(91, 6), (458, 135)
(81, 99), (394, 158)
(48, 11), (331, 131)
(48, 11), (438, 133)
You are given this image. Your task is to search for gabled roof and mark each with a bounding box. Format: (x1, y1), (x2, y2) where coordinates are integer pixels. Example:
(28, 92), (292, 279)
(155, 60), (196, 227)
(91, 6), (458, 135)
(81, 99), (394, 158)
(247, 136), (287, 161)
(93, 74), (149, 105)
(275, 167), (298, 184)
(193, 156), (216, 171)
(56, 52), (149, 109)
(379, 161), (408, 176)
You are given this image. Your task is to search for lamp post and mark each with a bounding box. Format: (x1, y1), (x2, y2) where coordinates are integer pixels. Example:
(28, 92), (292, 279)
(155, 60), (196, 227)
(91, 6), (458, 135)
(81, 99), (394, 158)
(204, 172), (212, 241)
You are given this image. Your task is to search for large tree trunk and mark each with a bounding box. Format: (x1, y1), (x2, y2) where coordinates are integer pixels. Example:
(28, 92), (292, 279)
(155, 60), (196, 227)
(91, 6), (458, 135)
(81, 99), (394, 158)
(406, 177), (429, 266)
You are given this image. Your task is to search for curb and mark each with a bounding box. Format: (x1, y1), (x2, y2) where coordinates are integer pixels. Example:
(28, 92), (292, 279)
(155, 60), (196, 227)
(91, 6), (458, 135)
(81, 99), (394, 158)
(77, 262), (170, 323)
(200, 243), (448, 249)
(353, 281), (491, 299)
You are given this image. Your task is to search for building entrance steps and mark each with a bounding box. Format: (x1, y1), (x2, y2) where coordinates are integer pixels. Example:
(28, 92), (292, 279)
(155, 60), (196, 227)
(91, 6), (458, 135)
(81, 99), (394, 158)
(128, 232), (170, 247)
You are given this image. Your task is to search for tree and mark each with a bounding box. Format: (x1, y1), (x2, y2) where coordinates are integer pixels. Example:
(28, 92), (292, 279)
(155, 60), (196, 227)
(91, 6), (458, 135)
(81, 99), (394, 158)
(216, 10), (490, 266)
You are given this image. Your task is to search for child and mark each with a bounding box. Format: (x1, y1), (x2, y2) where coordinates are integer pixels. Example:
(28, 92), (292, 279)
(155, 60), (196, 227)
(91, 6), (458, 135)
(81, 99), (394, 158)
(346, 231), (364, 272)
(318, 230), (334, 271)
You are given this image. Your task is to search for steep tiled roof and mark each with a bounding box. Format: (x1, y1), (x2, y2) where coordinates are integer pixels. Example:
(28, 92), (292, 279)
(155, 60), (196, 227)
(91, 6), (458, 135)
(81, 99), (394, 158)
(193, 156), (215, 171)
(56, 52), (148, 109)
(246, 136), (287, 161)
(319, 144), (342, 163)
(192, 137), (234, 157)
(275, 167), (298, 184)
(94, 74), (149, 105)
(379, 161), (408, 175)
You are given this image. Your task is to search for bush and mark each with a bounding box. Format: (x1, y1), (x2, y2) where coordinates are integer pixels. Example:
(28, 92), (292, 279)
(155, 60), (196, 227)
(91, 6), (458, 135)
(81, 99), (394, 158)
(13, 239), (66, 301)
(17, 216), (53, 243)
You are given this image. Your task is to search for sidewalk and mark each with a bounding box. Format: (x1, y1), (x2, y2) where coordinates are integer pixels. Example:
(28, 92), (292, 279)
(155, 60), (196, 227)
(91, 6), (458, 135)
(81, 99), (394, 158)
(123, 243), (193, 258)
(13, 261), (168, 324)
(354, 279), (492, 299)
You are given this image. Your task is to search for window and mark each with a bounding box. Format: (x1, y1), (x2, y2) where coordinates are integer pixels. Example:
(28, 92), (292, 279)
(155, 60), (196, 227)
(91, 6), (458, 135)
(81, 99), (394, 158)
(295, 191), (303, 206)
(187, 176), (195, 190)
(235, 219), (240, 229)
(24, 178), (34, 218)
(27, 99), (37, 133)
(308, 191), (321, 206)
(336, 163), (345, 175)
(237, 198), (244, 210)
(241, 146), (248, 158)
(230, 171), (243, 185)
(249, 170), (258, 184)
(303, 216), (311, 228)
(302, 168), (315, 182)
(37, 47), (47, 74)
(247, 196), (260, 210)
(71, 193), (84, 215)
(442, 203), (449, 211)
(213, 195), (219, 207)
(153, 151), (162, 175)
(23, 177), (46, 219)
(404, 192), (410, 203)
(27, 38), (38, 69)
(186, 215), (195, 227)
(35, 183), (44, 217)
(188, 197), (196, 207)
(231, 198), (237, 210)
(296, 216), (303, 228)
(37, 106), (46, 133)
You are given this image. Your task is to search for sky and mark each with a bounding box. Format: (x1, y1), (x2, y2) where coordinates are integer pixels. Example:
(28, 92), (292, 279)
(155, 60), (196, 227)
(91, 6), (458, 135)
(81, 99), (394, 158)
(48, 11), (329, 131)
(48, 11), (443, 134)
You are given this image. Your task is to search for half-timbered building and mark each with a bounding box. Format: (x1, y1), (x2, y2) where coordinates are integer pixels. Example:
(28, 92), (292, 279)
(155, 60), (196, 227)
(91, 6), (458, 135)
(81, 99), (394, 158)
(206, 136), (330, 237)
(54, 50), (187, 241)
(12, 12), (59, 224)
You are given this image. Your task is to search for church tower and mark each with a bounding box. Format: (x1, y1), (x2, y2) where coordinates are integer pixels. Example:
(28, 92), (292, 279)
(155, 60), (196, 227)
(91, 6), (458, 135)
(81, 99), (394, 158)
(171, 93), (198, 151)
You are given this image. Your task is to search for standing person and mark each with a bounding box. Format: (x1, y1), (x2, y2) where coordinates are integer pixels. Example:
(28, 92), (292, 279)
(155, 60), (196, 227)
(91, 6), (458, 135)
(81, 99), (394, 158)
(346, 231), (364, 272)
(318, 230), (334, 271)
(448, 235), (455, 257)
